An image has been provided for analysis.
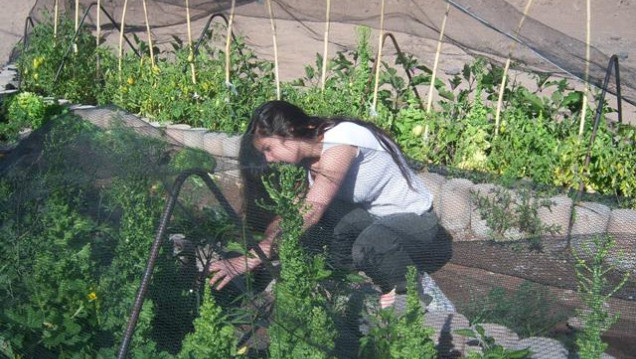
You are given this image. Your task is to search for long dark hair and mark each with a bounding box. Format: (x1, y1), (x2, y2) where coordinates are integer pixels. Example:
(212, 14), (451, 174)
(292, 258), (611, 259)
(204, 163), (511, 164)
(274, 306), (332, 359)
(239, 100), (413, 231)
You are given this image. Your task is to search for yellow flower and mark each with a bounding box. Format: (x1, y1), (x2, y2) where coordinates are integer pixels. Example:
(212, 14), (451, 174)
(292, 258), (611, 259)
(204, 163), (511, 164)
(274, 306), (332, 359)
(237, 346), (248, 355)
(87, 292), (98, 301)
(32, 56), (45, 70)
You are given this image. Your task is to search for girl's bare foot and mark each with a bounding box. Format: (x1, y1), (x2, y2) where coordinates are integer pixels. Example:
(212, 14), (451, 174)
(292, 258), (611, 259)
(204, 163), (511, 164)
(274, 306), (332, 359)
(379, 288), (396, 309)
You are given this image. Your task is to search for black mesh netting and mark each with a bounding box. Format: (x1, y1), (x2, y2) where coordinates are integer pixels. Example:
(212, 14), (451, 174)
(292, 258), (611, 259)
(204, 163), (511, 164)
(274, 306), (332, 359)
(23, 0), (636, 107)
(1, 106), (634, 358)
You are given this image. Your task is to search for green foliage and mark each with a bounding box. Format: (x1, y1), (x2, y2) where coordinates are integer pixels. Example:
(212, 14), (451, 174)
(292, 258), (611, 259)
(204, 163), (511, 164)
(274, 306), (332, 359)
(463, 281), (568, 338)
(1, 195), (101, 358)
(390, 267), (437, 359)
(287, 25), (387, 121)
(0, 113), (188, 357)
(470, 186), (561, 244)
(360, 267), (436, 359)
(169, 147), (217, 172)
(456, 324), (532, 359)
(15, 11), (636, 208)
(18, 12), (111, 104)
(488, 111), (557, 185)
(178, 285), (238, 359)
(100, 34), (274, 132)
(453, 68), (492, 172)
(0, 92), (45, 142)
(573, 234), (630, 359)
(257, 164), (336, 359)
(126, 300), (176, 359)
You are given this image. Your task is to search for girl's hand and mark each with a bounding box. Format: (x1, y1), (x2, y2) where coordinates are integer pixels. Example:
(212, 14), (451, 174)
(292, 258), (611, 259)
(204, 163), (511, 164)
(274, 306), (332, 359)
(208, 255), (261, 290)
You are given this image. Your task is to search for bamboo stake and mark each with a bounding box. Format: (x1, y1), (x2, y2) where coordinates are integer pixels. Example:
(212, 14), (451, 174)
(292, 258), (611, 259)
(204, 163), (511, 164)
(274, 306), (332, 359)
(73, 0), (79, 53)
(96, 0), (101, 47)
(426, 1), (451, 114)
(142, 0), (155, 68)
(225, 0), (236, 85)
(494, 0), (534, 136)
(579, 0), (591, 136)
(53, 0), (58, 39)
(118, 0), (129, 78)
(266, 0), (281, 100)
(371, 0), (386, 113)
(320, 0), (332, 91)
(423, 1), (451, 141)
(96, 0), (102, 74)
(186, 0), (196, 84)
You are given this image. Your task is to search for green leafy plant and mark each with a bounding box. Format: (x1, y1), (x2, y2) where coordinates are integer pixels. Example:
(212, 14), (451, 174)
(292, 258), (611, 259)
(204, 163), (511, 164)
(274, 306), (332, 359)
(178, 285), (239, 359)
(487, 110), (558, 186)
(456, 324), (532, 359)
(1, 92), (46, 142)
(1, 195), (102, 358)
(453, 65), (492, 172)
(257, 164), (336, 359)
(360, 267), (436, 359)
(573, 234), (630, 359)
(101, 33), (274, 132)
(471, 186), (561, 244)
(18, 13), (111, 104)
(462, 281), (569, 338)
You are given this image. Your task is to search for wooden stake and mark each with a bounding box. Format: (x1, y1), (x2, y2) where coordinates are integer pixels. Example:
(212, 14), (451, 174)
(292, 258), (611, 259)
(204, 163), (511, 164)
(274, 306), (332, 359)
(494, 0), (533, 136)
(142, 0), (156, 68)
(74, 0), (79, 53)
(266, 0), (281, 100)
(118, 0), (129, 78)
(371, 0), (386, 113)
(579, 0), (591, 136)
(185, 0), (196, 84)
(320, 0), (332, 91)
(426, 1), (451, 114)
(53, 0), (58, 39)
(225, 0), (236, 85)
(96, 0), (101, 47)
(96, 0), (102, 74)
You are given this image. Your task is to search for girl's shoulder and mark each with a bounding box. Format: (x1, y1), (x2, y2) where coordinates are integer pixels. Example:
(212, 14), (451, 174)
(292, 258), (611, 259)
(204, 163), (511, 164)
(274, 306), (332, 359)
(323, 122), (381, 151)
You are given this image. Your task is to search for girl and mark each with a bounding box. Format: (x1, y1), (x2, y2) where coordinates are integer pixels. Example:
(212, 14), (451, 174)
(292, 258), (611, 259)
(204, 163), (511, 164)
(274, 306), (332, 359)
(208, 100), (452, 310)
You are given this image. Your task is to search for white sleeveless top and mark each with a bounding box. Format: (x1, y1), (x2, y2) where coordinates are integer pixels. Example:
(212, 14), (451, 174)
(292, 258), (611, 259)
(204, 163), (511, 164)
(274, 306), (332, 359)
(308, 122), (433, 217)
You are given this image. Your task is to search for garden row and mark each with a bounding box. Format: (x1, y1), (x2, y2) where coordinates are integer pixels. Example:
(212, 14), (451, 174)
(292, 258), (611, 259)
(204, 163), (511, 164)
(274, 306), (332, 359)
(0, 12), (633, 359)
(3, 14), (636, 209)
(67, 105), (636, 359)
(76, 106), (631, 273)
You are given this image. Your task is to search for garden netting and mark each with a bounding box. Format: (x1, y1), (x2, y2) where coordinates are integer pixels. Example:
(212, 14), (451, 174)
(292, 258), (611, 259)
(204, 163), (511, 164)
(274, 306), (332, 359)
(22, 0), (636, 107)
(2, 0), (635, 358)
(0, 106), (634, 358)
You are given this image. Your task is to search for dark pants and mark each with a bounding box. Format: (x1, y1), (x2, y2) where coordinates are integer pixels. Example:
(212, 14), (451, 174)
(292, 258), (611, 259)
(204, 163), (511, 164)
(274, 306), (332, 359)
(303, 201), (452, 294)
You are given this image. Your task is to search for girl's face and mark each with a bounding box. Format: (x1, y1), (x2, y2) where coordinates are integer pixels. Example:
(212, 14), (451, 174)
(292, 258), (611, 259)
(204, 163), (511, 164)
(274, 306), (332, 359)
(253, 136), (304, 164)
